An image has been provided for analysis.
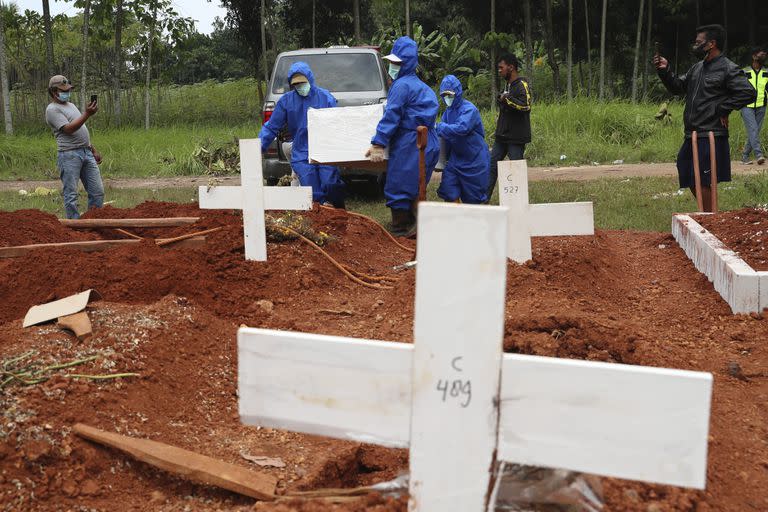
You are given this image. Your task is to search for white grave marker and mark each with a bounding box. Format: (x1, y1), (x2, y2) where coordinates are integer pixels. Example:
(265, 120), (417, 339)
(198, 139), (313, 261)
(498, 160), (595, 263)
(239, 203), (712, 511)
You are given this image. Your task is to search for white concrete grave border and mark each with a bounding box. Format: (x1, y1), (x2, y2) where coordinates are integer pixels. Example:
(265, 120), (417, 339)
(498, 160), (595, 263)
(239, 202), (713, 512)
(198, 139), (313, 261)
(672, 214), (768, 314)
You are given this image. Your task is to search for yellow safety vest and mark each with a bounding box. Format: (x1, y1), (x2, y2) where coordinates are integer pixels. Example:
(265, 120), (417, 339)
(744, 66), (768, 108)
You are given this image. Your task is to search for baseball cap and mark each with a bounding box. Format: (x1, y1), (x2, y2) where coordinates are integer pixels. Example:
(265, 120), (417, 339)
(290, 74), (309, 85)
(48, 75), (74, 91)
(383, 53), (403, 64)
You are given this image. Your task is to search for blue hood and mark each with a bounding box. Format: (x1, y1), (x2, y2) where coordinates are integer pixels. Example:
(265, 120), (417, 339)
(390, 37), (419, 78)
(287, 61), (316, 87)
(439, 75), (463, 105)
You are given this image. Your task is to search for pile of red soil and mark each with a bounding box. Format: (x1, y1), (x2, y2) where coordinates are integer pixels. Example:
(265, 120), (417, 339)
(1, 202), (766, 511)
(695, 207), (768, 270)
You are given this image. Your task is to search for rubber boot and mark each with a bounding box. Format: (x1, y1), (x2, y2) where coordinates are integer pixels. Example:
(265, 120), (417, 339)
(390, 208), (415, 237)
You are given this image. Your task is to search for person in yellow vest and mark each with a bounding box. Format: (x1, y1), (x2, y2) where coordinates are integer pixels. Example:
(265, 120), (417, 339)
(741, 46), (767, 165)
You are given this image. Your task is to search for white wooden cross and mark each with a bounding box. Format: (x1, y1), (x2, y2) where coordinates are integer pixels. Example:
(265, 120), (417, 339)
(499, 160), (595, 263)
(198, 139), (313, 261)
(238, 202), (712, 511)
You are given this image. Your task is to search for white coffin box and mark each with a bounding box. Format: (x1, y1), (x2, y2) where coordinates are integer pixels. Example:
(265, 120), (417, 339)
(308, 104), (445, 169)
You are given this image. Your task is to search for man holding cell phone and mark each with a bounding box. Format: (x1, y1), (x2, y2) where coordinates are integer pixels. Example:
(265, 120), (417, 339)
(45, 75), (104, 219)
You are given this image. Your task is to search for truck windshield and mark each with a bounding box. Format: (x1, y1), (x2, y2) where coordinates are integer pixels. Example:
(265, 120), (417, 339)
(272, 53), (383, 94)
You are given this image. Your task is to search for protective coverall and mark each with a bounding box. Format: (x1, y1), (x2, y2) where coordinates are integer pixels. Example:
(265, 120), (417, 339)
(259, 62), (345, 206)
(436, 75), (490, 204)
(372, 37), (440, 213)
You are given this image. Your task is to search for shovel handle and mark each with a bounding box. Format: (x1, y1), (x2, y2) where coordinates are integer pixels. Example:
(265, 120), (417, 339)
(691, 131), (704, 212)
(417, 126), (428, 202)
(708, 131), (718, 213)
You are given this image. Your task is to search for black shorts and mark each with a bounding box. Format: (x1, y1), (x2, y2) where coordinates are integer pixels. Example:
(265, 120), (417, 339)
(676, 135), (731, 189)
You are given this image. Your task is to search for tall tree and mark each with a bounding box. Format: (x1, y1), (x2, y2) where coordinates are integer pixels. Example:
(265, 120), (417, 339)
(599, 0), (607, 100)
(42, 0), (55, 75)
(0, 0), (12, 134)
(113, 0), (123, 126)
(631, 0), (645, 103)
(584, 0), (592, 96)
(79, 0), (91, 112)
(523, 0), (533, 84)
(312, 0), (315, 47)
(260, 0), (268, 83)
(567, 0), (573, 100)
(405, 0), (410, 37)
(353, 0), (360, 41)
(642, 0), (652, 100)
(544, 0), (560, 97)
(722, 0), (727, 53)
(144, 0), (157, 130)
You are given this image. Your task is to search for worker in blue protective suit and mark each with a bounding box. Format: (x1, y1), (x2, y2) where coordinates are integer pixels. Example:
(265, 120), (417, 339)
(259, 61), (346, 208)
(365, 36), (440, 237)
(436, 75), (490, 204)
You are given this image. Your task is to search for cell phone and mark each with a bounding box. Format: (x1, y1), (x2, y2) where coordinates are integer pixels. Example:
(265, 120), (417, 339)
(90, 94), (98, 103)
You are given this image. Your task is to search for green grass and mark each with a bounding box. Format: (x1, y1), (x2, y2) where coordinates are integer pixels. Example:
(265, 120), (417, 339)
(4, 171), (767, 233)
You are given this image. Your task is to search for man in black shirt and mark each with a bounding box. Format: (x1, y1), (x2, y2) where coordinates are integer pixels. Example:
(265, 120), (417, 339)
(487, 53), (532, 202)
(653, 24), (755, 212)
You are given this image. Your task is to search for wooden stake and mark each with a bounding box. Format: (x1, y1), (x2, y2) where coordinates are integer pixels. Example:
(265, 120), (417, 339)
(60, 217), (199, 229)
(0, 237), (206, 259)
(691, 131), (704, 212)
(155, 227), (222, 247)
(115, 228), (142, 240)
(74, 424), (276, 500)
(708, 130), (718, 213)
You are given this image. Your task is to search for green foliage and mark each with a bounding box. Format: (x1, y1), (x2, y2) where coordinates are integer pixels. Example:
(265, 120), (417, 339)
(193, 137), (241, 175)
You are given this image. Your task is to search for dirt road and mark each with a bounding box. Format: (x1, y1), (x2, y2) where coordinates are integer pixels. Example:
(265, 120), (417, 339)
(1, 161), (764, 192)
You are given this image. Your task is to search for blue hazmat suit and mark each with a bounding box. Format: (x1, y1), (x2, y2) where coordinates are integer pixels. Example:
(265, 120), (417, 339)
(436, 75), (490, 204)
(259, 62), (345, 206)
(371, 37), (440, 211)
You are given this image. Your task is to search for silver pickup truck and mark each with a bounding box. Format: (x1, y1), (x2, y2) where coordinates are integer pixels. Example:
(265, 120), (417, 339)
(262, 46), (389, 186)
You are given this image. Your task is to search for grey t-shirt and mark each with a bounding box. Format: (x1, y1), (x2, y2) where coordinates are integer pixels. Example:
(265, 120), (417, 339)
(45, 101), (91, 151)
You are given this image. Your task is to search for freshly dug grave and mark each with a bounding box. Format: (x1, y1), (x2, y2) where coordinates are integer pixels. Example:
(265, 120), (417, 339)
(0, 203), (766, 512)
(695, 207), (768, 271)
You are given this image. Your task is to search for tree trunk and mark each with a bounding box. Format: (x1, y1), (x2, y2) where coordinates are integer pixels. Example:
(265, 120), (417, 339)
(567, 0), (573, 100)
(642, 0), (652, 100)
(584, 0), (592, 96)
(405, 0), (410, 37)
(312, 0), (316, 47)
(694, 0), (699, 27)
(722, 0), (727, 53)
(42, 0), (54, 75)
(490, 0), (497, 111)
(544, 0), (560, 98)
(261, 0), (269, 84)
(631, 0), (645, 103)
(748, 0), (755, 46)
(599, 0), (607, 101)
(523, 0), (533, 84)
(0, 1), (13, 135)
(353, 0), (360, 42)
(80, 0), (91, 112)
(145, 1), (157, 130)
(113, 0), (124, 126)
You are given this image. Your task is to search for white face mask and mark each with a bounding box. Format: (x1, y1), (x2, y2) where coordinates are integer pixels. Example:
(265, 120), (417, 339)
(295, 83), (311, 97)
(388, 63), (401, 80)
(443, 95), (455, 107)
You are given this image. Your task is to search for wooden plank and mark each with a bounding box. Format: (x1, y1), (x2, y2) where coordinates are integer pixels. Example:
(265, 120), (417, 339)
(498, 160), (532, 263)
(60, 217), (199, 229)
(73, 423), (277, 500)
(410, 203), (509, 512)
(497, 354), (712, 489)
(238, 328), (412, 447)
(2, 237), (206, 260)
(529, 202), (595, 236)
(240, 139), (268, 261)
(672, 214), (759, 313)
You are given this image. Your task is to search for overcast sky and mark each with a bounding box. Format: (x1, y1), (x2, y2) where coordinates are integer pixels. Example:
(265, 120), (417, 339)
(11, 0), (229, 35)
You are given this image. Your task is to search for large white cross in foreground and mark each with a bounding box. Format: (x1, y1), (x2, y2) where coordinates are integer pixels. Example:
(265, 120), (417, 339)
(238, 203), (712, 511)
(198, 139), (313, 261)
(499, 160), (595, 263)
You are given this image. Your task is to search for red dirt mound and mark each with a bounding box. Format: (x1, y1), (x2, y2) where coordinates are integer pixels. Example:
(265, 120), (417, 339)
(695, 207), (768, 270)
(0, 203), (766, 511)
